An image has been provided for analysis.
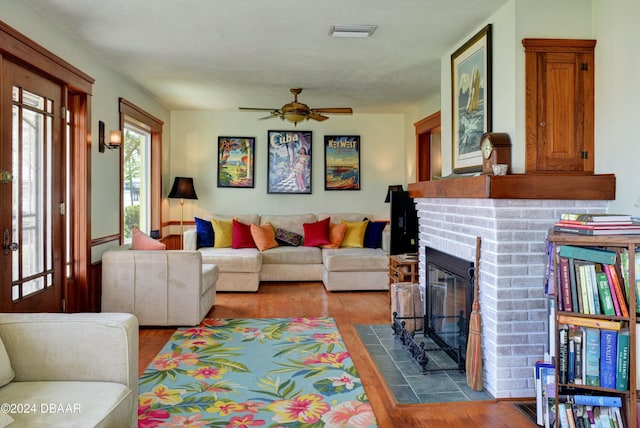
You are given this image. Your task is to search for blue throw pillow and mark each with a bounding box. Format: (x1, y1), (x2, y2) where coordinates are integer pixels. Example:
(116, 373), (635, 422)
(194, 217), (214, 248)
(364, 220), (387, 248)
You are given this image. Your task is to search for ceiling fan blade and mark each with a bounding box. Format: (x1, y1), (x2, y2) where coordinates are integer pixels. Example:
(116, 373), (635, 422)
(259, 113), (280, 120)
(239, 107), (279, 112)
(311, 107), (353, 114)
(308, 112), (329, 121)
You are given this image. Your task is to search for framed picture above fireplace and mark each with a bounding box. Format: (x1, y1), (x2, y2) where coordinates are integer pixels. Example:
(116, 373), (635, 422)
(451, 24), (492, 174)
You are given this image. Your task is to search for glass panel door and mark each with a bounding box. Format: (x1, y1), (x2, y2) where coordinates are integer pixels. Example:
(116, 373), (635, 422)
(1, 60), (63, 312)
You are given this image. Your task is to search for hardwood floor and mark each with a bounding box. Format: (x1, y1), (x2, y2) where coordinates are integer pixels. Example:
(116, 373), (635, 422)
(138, 282), (536, 428)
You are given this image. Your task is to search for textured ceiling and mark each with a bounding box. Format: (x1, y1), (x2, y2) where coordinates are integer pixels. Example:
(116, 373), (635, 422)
(22, 0), (508, 113)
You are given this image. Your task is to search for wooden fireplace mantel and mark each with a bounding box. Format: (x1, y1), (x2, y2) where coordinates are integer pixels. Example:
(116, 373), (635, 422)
(407, 173), (616, 200)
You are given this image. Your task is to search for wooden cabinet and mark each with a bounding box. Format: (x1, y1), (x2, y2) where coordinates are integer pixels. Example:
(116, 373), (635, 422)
(546, 231), (638, 427)
(388, 254), (419, 285)
(523, 39), (596, 174)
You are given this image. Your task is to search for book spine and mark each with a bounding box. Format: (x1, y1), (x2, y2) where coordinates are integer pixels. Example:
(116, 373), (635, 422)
(559, 325), (569, 384)
(605, 264), (629, 317)
(599, 329), (617, 389)
(586, 263), (601, 315)
(578, 263), (594, 314)
(576, 262), (591, 314)
(572, 395), (623, 407)
(558, 245), (617, 265)
(559, 257), (573, 312)
(604, 264), (622, 316)
(556, 314), (621, 330)
(584, 327), (600, 387)
(568, 332), (576, 384)
(573, 329), (583, 385)
(615, 328), (629, 391)
(568, 258), (580, 313)
(595, 272), (615, 316)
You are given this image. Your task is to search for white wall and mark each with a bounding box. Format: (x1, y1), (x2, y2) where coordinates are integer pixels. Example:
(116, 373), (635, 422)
(1, 1), (171, 249)
(438, 0), (592, 176)
(592, 0), (640, 214)
(169, 111), (405, 222)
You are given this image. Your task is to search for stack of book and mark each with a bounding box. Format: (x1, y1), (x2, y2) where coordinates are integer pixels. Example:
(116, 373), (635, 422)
(553, 213), (640, 236)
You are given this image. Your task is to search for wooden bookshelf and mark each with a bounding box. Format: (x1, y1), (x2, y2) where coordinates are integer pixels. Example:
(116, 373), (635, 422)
(546, 230), (639, 427)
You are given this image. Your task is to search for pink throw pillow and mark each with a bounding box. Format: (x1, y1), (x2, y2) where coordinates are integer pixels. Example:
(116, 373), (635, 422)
(232, 219), (257, 249)
(303, 217), (331, 247)
(131, 227), (166, 250)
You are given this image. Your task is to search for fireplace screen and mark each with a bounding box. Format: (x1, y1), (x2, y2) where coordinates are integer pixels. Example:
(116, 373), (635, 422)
(424, 247), (474, 366)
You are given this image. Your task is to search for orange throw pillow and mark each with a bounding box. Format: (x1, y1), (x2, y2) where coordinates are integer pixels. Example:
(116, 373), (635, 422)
(322, 223), (348, 249)
(250, 223), (279, 251)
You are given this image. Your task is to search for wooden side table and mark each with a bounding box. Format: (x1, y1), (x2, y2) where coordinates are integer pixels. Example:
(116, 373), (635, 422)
(388, 254), (419, 285)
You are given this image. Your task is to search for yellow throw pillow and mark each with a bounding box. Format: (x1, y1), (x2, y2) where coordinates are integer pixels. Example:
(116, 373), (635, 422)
(250, 223), (279, 251)
(340, 220), (369, 248)
(211, 218), (233, 248)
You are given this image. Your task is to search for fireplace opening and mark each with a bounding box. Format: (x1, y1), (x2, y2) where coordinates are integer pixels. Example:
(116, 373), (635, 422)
(424, 246), (475, 367)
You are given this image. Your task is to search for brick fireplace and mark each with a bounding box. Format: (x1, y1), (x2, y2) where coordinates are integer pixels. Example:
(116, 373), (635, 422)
(412, 194), (610, 398)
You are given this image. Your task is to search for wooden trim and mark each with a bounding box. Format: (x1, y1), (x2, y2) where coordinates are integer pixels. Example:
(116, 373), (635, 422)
(118, 98), (164, 242)
(414, 111), (441, 134)
(119, 98), (164, 131)
(522, 38), (596, 52)
(414, 111), (441, 182)
(408, 174), (615, 200)
(91, 233), (120, 247)
(0, 21), (94, 93)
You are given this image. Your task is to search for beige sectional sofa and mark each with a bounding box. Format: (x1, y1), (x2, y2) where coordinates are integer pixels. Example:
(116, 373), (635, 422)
(184, 212), (389, 292)
(102, 247), (218, 326)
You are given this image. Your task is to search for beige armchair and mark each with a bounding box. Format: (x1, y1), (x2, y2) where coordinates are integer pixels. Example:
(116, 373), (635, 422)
(0, 312), (138, 427)
(102, 245), (218, 326)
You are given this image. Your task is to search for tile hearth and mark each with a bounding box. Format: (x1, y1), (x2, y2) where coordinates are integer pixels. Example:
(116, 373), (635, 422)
(356, 324), (493, 404)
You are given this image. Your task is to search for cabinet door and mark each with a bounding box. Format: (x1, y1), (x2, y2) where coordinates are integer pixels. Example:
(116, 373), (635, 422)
(524, 39), (595, 174)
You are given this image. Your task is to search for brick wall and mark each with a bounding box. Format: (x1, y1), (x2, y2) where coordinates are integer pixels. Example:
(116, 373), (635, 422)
(414, 197), (609, 398)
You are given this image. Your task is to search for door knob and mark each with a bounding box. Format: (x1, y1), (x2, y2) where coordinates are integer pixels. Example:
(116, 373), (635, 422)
(3, 228), (18, 255)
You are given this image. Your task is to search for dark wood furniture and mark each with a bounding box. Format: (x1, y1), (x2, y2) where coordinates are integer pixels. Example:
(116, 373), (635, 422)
(546, 231), (638, 427)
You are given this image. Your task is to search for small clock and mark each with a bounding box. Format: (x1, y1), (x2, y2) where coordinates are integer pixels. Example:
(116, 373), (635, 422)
(479, 132), (512, 175)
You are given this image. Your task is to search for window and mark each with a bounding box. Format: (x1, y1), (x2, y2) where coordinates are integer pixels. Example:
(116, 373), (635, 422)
(118, 99), (163, 243)
(122, 120), (151, 242)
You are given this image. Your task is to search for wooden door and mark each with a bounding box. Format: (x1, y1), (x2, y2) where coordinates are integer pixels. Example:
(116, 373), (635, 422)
(524, 39), (595, 174)
(0, 60), (64, 312)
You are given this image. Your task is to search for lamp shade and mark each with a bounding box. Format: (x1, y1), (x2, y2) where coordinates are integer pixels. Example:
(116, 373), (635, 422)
(168, 177), (198, 200)
(384, 184), (403, 203)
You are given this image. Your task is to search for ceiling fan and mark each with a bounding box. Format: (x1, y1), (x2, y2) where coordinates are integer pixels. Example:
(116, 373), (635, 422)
(239, 88), (353, 126)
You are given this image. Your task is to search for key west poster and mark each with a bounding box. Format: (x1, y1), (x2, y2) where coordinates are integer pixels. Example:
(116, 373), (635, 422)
(324, 135), (360, 190)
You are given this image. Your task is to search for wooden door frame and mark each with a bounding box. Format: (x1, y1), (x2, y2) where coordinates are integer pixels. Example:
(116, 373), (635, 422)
(0, 21), (94, 312)
(414, 111), (441, 182)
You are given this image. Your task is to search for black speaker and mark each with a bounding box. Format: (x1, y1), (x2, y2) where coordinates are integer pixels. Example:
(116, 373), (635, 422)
(389, 191), (418, 255)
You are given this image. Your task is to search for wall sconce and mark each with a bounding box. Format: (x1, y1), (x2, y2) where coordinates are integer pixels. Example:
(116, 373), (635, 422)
(99, 120), (122, 152)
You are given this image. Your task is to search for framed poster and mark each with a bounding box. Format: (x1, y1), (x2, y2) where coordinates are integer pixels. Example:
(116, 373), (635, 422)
(324, 135), (360, 190)
(267, 130), (312, 194)
(451, 24), (492, 173)
(217, 137), (255, 188)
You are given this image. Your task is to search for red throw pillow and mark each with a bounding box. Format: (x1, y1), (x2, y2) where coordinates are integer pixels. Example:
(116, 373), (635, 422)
(131, 227), (166, 250)
(232, 219), (257, 249)
(303, 217), (331, 247)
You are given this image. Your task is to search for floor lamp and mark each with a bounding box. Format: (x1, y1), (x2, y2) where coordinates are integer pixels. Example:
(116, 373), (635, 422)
(168, 177), (198, 249)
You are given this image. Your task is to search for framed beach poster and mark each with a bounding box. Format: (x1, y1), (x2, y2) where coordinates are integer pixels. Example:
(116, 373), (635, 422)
(217, 137), (255, 188)
(324, 135), (360, 190)
(267, 130), (312, 194)
(451, 24), (492, 173)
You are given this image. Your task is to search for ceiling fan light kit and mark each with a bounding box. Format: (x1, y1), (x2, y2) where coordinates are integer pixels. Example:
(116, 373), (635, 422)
(239, 88), (353, 126)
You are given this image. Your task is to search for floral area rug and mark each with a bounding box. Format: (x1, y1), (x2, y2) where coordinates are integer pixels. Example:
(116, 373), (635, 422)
(138, 317), (377, 427)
